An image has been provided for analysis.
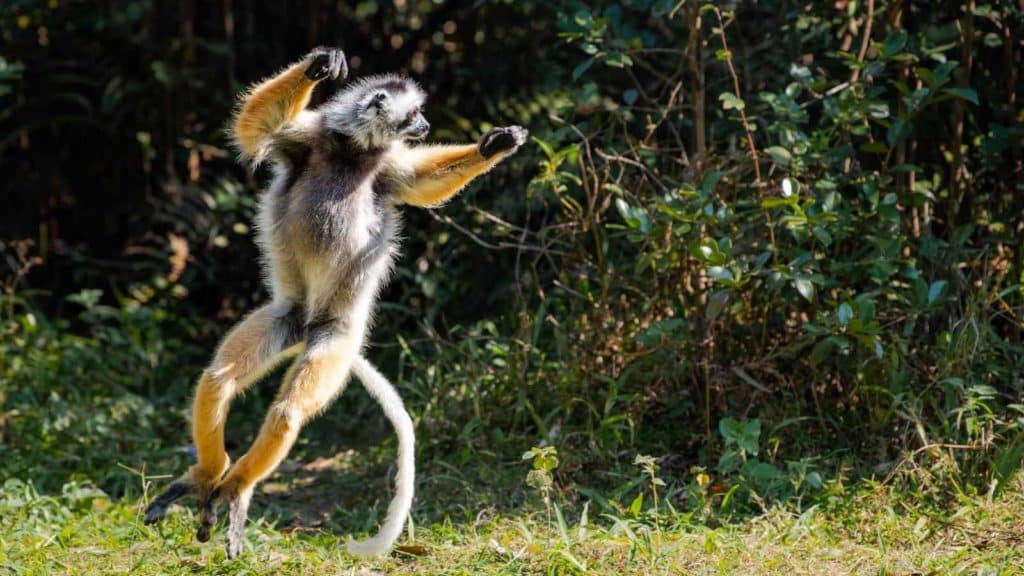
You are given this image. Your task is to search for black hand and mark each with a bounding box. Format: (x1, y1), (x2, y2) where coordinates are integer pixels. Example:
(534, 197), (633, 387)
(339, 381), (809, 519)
(479, 126), (529, 159)
(305, 47), (348, 82)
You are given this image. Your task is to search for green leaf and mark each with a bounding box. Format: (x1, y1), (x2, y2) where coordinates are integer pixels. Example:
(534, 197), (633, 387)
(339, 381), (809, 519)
(881, 30), (908, 58)
(837, 303), (853, 327)
(623, 89), (639, 105)
(720, 418), (761, 456)
(742, 460), (784, 483)
(927, 280), (948, 305)
(860, 141), (889, 154)
(651, 0), (678, 17)
(705, 289), (729, 322)
(603, 51), (633, 68)
(914, 67), (935, 87)
(765, 146), (791, 167)
(810, 338), (834, 367)
(761, 196), (797, 209)
(933, 61), (958, 86)
(866, 101), (890, 119)
(943, 87), (979, 105)
(628, 492), (644, 516)
(707, 266), (734, 282)
(794, 277), (815, 302)
(719, 92), (745, 111)
(572, 57), (595, 81)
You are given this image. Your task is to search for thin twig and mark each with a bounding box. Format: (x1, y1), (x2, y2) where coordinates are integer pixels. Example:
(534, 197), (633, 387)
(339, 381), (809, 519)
(713, 7), (763, 191)
(426, 211), (568, 256)
(849, 0), (876, 84)
(712, 7), (775, 250)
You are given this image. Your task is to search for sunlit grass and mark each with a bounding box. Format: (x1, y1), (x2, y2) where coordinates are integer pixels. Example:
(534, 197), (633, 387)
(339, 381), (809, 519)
(4, 472), (1023, 575)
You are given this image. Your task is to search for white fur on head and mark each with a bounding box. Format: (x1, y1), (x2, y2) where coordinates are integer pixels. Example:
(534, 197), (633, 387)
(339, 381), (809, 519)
(324, 73), (427, 150)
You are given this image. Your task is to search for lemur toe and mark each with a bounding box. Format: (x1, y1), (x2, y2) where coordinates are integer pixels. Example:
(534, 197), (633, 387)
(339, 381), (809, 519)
(143, 503), (167, 525)
(195, 489), (219, 542)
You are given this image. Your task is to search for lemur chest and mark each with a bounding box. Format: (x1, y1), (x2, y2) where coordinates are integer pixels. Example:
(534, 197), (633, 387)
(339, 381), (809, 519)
(284, 147), (392, 252)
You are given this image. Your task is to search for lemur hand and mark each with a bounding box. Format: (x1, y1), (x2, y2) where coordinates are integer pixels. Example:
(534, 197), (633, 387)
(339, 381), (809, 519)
(479, 126), (529, 159)
(305, 47), (348, 82)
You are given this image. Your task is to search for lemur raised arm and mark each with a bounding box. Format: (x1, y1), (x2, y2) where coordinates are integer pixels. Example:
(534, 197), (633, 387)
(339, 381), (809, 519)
(143, 47), (526, 559)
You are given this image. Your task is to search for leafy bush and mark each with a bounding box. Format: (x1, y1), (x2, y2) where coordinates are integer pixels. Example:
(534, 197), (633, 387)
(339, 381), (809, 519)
(1, 0), (1022, 520)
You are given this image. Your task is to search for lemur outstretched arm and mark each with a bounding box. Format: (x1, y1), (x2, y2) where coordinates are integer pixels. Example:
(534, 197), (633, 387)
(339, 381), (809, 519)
(232, 48), (347, 163)
(394, 126), (528, 208)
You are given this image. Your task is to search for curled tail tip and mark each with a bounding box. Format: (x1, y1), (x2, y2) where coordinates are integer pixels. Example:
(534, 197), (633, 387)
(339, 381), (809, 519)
(346, 535), (393, 557)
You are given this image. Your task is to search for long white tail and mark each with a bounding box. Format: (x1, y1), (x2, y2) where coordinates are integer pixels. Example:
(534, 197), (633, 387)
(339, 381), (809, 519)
(345, 355), (416, 556)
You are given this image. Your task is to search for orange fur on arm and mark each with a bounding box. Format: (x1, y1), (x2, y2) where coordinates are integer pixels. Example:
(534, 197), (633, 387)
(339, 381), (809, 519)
(395, 143), (505, 208)
(232, 61), (317, 164)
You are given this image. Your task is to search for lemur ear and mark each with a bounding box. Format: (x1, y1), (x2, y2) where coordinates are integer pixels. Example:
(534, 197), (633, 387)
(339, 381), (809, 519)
(367, 92), (388, 111)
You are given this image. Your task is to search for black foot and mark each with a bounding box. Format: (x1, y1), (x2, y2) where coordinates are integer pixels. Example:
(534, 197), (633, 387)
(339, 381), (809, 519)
(196, 489), (218, 543)
(479, 126), (529, 159)
(144, 480), (192, 525)
(305, 47), (347, 82)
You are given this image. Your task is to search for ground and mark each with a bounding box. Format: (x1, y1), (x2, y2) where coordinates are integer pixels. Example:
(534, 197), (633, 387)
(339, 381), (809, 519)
(4, 449), (1023, 576)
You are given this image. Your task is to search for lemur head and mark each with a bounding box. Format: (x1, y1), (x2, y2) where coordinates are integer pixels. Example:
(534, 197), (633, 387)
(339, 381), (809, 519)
(325, 74), (429, 150)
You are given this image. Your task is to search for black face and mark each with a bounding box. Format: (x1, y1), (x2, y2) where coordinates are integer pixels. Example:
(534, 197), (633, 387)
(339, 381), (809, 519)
(397, 107), (430, 140)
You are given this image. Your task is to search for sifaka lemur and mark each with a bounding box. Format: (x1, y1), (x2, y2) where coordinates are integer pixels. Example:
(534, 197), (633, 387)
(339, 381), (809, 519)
(143, 47), (527, 558)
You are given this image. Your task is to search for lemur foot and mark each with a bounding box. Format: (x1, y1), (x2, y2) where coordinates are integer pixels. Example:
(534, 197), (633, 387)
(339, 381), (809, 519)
(479, 126), (529, 159)
(196, 493), (217, 543)
(305, 47), (348, 82)
(226, 492), (252, 558)
(202, 476), (253, 557)
(144, 479), (192, 525)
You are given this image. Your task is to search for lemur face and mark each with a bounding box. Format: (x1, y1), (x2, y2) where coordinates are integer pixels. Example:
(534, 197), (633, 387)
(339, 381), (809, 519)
(365, 84), (429, 142)
(327, 74), (428, 149)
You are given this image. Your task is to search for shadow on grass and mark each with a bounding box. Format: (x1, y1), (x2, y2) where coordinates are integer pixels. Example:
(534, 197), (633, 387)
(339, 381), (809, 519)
(248, 443), (531, 539)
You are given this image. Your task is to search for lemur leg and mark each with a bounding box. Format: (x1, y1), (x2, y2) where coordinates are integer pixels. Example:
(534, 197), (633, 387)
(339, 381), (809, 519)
(207, 321), (359, 558)
(144, 301), (303, 526)
(394, 126), (528, 208)
(233, 47), (347, 163)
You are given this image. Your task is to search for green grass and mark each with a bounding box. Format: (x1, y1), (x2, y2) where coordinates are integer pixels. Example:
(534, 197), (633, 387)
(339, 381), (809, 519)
(4, 461), (1023, 575)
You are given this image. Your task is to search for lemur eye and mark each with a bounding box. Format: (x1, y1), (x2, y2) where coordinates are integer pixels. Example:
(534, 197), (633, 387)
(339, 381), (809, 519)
(406, 109), (418, 122)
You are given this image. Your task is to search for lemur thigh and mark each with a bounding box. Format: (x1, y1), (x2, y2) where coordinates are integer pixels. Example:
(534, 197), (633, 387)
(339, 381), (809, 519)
(395, 144), (507, 207)
(190, 303), (303, 487)
(144, 303), (302, 525)
(215, 329), (359, 493)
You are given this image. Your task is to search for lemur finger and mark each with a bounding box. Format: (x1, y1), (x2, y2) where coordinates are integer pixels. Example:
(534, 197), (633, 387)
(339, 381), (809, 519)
(329, 49), (348, 81)
(143, 479), (192, 525)
(505, 126), (529, 146)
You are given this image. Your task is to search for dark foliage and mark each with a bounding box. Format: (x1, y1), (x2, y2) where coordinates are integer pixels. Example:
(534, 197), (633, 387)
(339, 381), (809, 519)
(2, 0), (1023, 515)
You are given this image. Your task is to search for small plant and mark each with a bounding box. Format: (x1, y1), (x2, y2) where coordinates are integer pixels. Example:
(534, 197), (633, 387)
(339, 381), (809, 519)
(633, 454), (665, 531)
(716, 418), (823, 510)
(522, 446), (560, 521)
